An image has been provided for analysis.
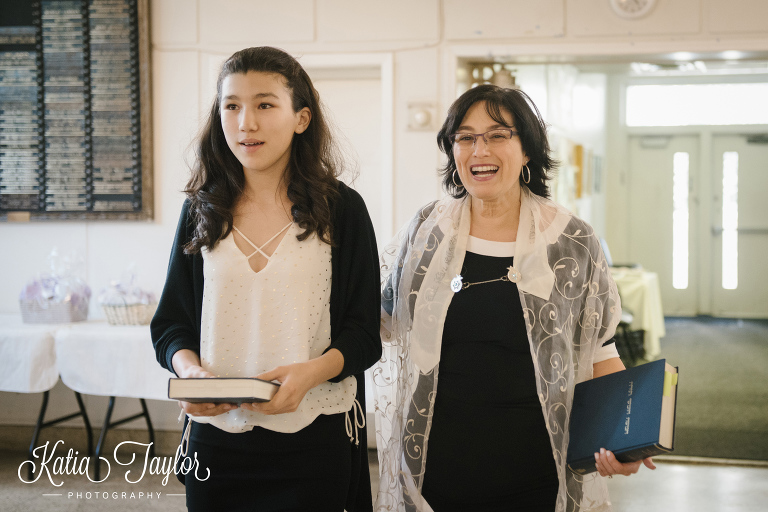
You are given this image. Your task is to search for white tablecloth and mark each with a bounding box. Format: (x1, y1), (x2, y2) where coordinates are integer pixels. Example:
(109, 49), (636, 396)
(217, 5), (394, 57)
(55, 322), (174, 401)
(0, 314), (59, 393)
(610, 268), (666, 360)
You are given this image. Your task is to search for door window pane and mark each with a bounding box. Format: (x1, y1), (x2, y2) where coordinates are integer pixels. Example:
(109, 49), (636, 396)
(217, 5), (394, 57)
(626, 84), (768, 126)
(673, 152), (689, 290)
(722, 152), (739, 290)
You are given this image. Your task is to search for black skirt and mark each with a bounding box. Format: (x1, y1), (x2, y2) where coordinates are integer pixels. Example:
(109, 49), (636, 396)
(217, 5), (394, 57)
(184, 413), (352, 512)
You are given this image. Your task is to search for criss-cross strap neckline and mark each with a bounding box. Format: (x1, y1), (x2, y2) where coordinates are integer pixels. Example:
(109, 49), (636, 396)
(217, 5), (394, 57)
(232, 222), (292, 261)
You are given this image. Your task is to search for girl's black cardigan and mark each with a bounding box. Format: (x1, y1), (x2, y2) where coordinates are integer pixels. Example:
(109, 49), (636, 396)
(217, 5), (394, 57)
(150, 182), (381, 511)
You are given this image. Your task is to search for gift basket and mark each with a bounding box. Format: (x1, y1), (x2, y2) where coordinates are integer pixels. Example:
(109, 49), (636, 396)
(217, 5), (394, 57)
(19, 248), (91, 324)
(99, 264), (157, 325)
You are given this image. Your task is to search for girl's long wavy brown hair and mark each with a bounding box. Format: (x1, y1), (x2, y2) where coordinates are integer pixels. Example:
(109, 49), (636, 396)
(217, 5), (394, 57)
(183, 47), (342, 254)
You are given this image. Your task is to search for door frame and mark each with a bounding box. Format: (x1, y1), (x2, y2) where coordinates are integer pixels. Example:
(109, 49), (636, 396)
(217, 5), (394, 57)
(605, 71), (768, 316)
(299, 53), (395, 241)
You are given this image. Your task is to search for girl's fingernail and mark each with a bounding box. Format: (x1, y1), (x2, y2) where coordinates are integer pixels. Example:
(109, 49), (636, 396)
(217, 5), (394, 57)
(600, 448), (606, 455)
(594, 453), (599, 461)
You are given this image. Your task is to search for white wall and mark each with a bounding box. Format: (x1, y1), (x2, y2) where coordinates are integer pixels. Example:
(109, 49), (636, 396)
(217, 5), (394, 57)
(1, 0), (766, 429)
(506, 64), (608, 233)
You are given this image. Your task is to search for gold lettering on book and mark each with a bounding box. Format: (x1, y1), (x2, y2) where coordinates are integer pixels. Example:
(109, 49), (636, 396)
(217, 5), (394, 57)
(624, 381), (634, 434)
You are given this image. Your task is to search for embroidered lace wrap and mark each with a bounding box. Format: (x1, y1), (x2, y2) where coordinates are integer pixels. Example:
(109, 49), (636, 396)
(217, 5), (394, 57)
(374, 188), (621, 512)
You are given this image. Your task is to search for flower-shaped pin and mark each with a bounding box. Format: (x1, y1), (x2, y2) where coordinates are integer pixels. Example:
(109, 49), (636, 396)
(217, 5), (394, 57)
(450, 274), (463, 293)
(507, 266), (522, 283)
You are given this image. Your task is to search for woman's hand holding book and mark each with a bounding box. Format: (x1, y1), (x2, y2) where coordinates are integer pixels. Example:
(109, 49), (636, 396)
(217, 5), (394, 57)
(594, 448), (656, 477)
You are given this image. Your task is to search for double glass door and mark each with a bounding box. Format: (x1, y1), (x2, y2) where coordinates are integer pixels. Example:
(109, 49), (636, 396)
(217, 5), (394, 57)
(627, 132), (768, 317)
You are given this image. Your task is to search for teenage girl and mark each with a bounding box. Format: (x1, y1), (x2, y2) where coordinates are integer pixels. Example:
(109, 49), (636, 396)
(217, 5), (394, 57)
(151, 46), (381, 512)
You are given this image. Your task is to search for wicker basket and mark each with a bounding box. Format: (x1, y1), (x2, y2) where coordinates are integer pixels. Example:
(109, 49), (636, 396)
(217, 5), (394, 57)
(102, 303), (158, 326)
(20, 299), (89, 324)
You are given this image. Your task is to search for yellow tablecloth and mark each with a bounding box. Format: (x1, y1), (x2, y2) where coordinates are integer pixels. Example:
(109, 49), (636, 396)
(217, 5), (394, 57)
(610, 268), (666, 360)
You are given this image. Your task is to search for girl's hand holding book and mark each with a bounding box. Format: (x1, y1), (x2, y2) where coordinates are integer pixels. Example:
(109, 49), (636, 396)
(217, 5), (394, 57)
(173, 349), (238, 417)
(240, 362), (316, 415)
(242, 349), (345, 415)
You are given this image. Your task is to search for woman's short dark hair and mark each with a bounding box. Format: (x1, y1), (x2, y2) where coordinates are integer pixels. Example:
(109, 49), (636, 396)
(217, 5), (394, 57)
(184, 46), (342, 254)
(436, 84), (556, 199)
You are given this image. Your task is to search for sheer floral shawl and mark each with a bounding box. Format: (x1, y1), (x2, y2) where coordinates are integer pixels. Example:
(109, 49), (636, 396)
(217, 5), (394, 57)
(374, 187), (621, 512)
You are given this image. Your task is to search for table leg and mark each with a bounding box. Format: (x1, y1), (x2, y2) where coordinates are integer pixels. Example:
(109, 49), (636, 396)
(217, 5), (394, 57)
(94, 396), (116, 482)
(93, 397), (157, 481)
(28, 391), (49, 482)
(74, 392), (94, 457)
(27, 390), (94, 481)
(139, 399), (156, 459)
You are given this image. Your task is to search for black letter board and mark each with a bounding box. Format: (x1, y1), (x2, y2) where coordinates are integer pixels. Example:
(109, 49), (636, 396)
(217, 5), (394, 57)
(0, 0), (152, 220)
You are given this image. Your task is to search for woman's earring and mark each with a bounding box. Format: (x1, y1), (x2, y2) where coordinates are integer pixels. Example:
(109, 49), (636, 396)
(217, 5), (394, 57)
(452, 170), (463, 189)
(522, 164), (531, 184)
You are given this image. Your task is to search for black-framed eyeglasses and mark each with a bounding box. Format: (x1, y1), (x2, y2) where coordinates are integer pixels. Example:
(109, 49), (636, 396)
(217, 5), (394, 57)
(448, 129), (519, 148)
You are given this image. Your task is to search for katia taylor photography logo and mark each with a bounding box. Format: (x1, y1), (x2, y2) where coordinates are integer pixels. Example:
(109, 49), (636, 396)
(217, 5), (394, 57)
(18, 439), (209, 489)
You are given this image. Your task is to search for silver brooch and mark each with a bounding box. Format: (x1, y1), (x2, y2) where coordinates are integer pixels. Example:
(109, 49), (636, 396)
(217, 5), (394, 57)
(507, 266), (522, 283)
(450, 274), (463, 293)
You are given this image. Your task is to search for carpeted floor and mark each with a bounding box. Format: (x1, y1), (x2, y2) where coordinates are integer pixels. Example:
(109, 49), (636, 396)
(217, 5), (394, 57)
(651, 316), (768, 461)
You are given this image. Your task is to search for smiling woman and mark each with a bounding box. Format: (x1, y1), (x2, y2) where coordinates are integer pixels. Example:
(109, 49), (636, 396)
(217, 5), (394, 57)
(150, 47), (381, 512)
(374, 85), (653, 512)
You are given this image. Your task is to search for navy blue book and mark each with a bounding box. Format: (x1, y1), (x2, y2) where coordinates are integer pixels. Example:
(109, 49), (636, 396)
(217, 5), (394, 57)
(567, 358), (678, 475)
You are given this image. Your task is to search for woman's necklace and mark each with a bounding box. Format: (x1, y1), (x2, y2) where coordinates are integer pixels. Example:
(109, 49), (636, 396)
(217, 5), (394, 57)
(450, 265), (521, 293)
(455, 196), (523, 293)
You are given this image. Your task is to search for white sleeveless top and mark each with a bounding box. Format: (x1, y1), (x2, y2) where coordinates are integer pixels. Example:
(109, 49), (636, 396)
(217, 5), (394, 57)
(194, 223), (357, 434)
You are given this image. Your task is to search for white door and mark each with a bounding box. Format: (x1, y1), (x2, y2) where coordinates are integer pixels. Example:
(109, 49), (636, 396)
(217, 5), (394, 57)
(628, 133), (768, 317)
(309, 74), (384, 439)
(628, 135), (700, 316)
(310, 76), (385, 249)
(710, 134), (768, 317)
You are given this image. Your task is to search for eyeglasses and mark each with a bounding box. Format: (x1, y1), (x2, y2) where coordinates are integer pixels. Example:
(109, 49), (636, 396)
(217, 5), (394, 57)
(448, 129), (519, 148)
